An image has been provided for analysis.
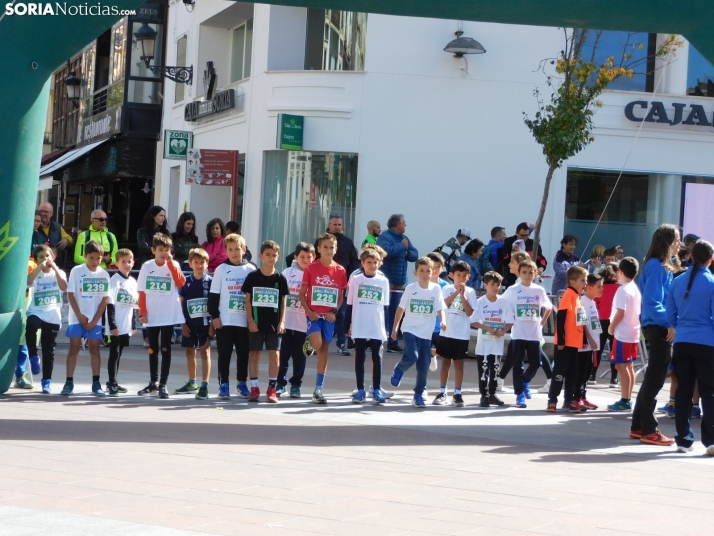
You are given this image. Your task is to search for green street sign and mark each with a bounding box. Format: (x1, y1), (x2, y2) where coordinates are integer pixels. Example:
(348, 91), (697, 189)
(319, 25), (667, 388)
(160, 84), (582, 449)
(164, 130), (193, 160)
(276, 113), (304, 151)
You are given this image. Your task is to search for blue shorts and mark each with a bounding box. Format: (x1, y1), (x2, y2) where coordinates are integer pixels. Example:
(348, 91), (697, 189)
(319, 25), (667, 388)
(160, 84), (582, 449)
(66, 323), (104, 340)
(306, 317), (335, 343)
(182, 325), (211, 349)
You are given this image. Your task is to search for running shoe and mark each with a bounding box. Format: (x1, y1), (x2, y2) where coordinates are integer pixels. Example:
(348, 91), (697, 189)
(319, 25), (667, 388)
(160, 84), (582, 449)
(523, 382), (532, 399)
(312, 389), (326, 404)
(108, 383), (120, 397)
(372, 389), (387, 405)
(629, 430), (642, 439)
(303, 340), (315, 357)
(607, 399), (631, 412)
(537, 379), (551, 394)
(138, 382), (158, 396)
(488, 394), (505, 406)
(516, 393), (527, 408)
(564, 401), (583, 414)
(387, 344), (403, 353)
(665, 404), (676, 419)
(452, 394), (465, 407)
(352, 389), (366, 404)
(657, 401), (673, 413)
(196, 385), (209, 400)
(116, 385), (128, 394)
(336, 344), (351, 356)
(479, 396), (490, 408)
(158, 385), (169, 399)
(60, 381), (74, 396)
(218, 383), (230, 399)
(609, 379), (619, 388)
(587, 377), (597, 386)
(290, 385), (301, 398)
(14, 375), (33, 389)
(677, 445), (694, 453)
(640, 431), (674, 446)
(546, 401), (557, 413)
(390, 367), (404, 387)
(266, 387), (278, 403)
(368, 384), (394, 399)
(575, 399), (590, 412)
(41, 379), (51, 394)
(174, 381), (198, 394)
(248, 387), (261, 402)
(706, 445), (714, 456)
(581, 399), (598, 410)
(275, 384), (288, 397)
(496, 377), (506, 393)
(29, 355), (41, 375)
(692, 405), (702, 419)
(433, 392), (448, 405)
(412, 393), (426, 408)
(236, 382), (250, 398)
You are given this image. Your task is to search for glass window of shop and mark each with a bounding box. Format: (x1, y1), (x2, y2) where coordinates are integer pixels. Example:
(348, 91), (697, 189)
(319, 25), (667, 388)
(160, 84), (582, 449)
(262, 151), (358, 252)
(582, 30), (655, 92)
(305, 10), (367, 71)
(687, 44), (714, 96)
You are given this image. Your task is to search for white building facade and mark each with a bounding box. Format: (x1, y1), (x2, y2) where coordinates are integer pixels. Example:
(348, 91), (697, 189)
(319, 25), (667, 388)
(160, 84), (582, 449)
(157, 0), (714, 280)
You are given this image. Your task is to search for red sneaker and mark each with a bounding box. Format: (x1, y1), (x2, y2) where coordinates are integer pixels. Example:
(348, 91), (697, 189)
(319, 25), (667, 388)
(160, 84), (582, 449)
(640, 431), (674, 446)
(248, 386), (260, 402)
(565, 401), (582, 414)
(266, 387), (278, 403)
(581, 398), (598, 410)
(546, 402), (557, 413)
(629, 430), (642, 439)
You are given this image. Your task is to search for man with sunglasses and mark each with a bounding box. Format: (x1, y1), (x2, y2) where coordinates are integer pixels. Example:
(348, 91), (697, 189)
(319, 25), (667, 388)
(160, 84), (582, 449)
(500, 222), (547, 274)
(74, 210), (118, 269)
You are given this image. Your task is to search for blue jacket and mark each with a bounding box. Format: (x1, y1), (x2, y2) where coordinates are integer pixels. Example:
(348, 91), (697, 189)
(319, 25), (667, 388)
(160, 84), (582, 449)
(639, 258), (674, 328)
(665, 267), (714, 347)
(552, 250), (582, 294)
(487, 239), (504, 270)
(376, 228), (418, 286)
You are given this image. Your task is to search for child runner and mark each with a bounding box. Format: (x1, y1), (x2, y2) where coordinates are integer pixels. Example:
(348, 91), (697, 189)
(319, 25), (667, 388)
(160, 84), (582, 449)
(547, 265), (589, 413)
(390, 256), (447, 408)
(428, 251), (448, 395)
(176, 248), (213, 400)
(277, 242), (315, 399)
(137, 233), (186, 399)
(575, 273), (603, 410)
(471, 271), (513, 407)
(26, 245), (67, 393)
(346, 248), (390, 404)
(591, 263), (619, 386)
(63, 240), (110, 396)
(433, 260), (477, 407)
(299, 233), (348, 404)
(105, 248), (138, 396)
(242, 240), (290, 403)
(502, 259), (552, 408)
(209, 233), (256, 399)
(607, 257), (644, 417)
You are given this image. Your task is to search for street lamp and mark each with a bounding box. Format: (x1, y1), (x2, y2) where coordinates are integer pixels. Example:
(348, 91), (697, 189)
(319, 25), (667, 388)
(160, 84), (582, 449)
(133, 23), (193, 85)
(65, 71), (80, 108)
(443, 30), (486, 57)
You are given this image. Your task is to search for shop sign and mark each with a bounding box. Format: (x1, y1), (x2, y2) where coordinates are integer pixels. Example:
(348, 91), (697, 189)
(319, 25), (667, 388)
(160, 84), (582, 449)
(277, 113), (304, 150)
(163, 130), (193, 160)
(186, 149), (238, 186)
(184, 89), (236, 121)
(76, 104), (122, 147)
(624, 100), (714, 127)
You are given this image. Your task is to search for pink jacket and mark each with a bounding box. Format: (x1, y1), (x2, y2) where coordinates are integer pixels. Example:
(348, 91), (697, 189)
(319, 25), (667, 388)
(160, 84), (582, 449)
(202, 235), (227, 272)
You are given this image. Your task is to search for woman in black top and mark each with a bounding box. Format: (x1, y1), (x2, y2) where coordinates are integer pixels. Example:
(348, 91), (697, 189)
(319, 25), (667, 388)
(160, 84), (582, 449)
(136, 206), (169, 266)
(172, 212), (200, 269)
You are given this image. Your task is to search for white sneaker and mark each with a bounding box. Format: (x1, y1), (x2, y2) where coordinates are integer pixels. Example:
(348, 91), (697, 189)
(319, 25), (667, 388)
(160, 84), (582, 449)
(538, 378), (551, 394)
(677, 445), (694, 453)
(496, 377), (505, 393)
(706, 445), (714, 456)
(368, 384), (394, 399)
(587, 379), (597, 386)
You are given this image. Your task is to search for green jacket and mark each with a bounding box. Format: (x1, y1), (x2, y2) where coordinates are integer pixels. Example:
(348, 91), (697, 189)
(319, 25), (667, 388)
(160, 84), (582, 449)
(74, 226), (118, 268)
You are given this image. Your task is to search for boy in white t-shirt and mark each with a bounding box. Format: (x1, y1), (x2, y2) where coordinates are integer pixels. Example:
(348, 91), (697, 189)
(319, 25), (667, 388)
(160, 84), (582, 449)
(137, 233), (186, 399)
(106, 249), (138, 396)
(471, 271), (514, 407)
(390, 257), (447, 408)
(277, 242), (315, 399)
(433, 261), (477, 407)
(347, 248), (390, 405)
(63, 240), (110, 396)
(576, 273), (603, 410)
(26, 245), (67, 394)
(607, 257), (642, 412)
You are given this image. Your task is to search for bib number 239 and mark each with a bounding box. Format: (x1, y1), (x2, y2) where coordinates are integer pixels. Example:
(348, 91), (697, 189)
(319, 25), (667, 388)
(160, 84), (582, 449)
(82, 278), (108, 295)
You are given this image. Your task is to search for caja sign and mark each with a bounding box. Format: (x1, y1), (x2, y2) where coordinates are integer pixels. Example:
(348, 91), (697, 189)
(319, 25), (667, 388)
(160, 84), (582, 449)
(624, 100), (714, 127)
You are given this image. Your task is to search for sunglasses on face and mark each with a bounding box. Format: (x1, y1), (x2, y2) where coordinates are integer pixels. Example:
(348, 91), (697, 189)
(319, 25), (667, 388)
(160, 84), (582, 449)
(93, 217), (107, 222)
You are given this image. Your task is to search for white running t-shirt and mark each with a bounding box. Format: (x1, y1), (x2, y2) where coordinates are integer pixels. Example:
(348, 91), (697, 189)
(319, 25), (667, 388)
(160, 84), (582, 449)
(67, 264), (110, 325)
(398, 281), (446, 340)
(347, 271), (390, 340)
(440, 284), (477, 341)
(210, 261), (256, 327)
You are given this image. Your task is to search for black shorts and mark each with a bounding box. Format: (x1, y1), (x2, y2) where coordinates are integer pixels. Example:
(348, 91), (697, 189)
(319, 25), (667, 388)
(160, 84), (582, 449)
(435, 336), (469, 360)
(181, 324), (211, 349)
(249, 331), (282, 351)
(431, 332), (440, 348)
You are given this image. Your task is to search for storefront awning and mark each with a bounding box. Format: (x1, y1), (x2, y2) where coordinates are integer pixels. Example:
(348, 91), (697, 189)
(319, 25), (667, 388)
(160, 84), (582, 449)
(39, 138), (109, 179)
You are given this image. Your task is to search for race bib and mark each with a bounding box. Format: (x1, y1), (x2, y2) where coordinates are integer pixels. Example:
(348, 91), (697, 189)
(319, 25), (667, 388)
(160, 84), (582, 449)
(516, 303), (540, 321)
(253, 287), (280, 308)
(590, 315), (603, 333)
(409, 298), (434, 317)
(82, 277), (109, 295)
(286, 294), (302, 310)
(145, 275), (172, 294)
(357, 284), (383, 303)
(116, 288), (138, 308)
(576, 307), (588, 326)
(187, 298), (209, 318)
(33, 288), (62, 310)
(228, 292), (246, 312)
(449, 295), (465, 312)
(480, 320), (506, 340)
(311, 286), (338, 307)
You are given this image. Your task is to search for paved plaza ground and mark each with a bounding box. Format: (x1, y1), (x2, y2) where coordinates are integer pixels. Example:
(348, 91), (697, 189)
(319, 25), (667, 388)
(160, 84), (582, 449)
(1, 338), (713, 536)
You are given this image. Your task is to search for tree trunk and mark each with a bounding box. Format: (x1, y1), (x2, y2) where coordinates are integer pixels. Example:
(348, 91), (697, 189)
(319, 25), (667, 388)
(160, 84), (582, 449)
(531, 164), (557, 268)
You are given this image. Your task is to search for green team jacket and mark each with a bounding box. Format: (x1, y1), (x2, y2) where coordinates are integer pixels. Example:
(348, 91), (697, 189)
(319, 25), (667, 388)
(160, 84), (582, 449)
(74, 226), (118, 268)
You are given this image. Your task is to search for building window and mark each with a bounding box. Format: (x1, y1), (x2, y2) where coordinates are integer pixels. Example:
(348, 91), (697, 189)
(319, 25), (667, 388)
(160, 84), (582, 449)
(687, 44), (714, 96)
(305, 10), (367, 71)
(111, 19), (127, 85)
(230, 18), (253, 83)
(582, 31), (655, 92)
(262, 151), (358, 250)
(682, 177), (714, 242)
(175, 35), (187, 103)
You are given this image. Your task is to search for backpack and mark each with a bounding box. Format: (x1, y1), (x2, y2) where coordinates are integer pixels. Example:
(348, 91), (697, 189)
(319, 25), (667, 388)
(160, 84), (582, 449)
(84, 229), (116, 256)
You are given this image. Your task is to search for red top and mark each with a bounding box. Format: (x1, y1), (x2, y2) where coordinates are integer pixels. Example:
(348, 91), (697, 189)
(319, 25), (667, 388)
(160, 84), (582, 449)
(301, 260), (347, 314)
(202, 235), (228, 273)
(595, 281), (619, 320)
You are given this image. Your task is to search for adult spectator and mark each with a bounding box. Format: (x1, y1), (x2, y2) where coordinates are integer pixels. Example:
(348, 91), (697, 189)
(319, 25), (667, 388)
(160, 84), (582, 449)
(458, 238), (486, 289)
(485, 226), (506, 270)
(137, 206), (170, 266)
(362, 220), (382, 247)
(172, 212), (200, 269)
(203, 218), (227, 272)
(37, 202), (73, 264)
(73, 209), (118, 269)
(680, 233), (699, 269)
(31, 210), (47, 254)
(314, 213), (359, 355)
(501, 222), (547, 273)
(436, 228), (471, 275)
(551, 235), (580, 294)
(614, 244), (625, 261)
(377, 214), (418, 353)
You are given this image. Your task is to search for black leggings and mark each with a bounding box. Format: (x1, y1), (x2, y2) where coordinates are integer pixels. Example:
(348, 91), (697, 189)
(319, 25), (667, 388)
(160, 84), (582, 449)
(355, 339), (383, 390)
(26, 315), (59, 381)
(548, 346), (579, 403)
(592, 319), (617, 381)
(216, 325), (250, 385)
(108, 334), (130, 385)
(147, 325), (173, 385)
(500, 340), (552, 380)
(477, 354), (501, 396)
(576, 350), (594, 399)
(278, 329), (307, 387)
